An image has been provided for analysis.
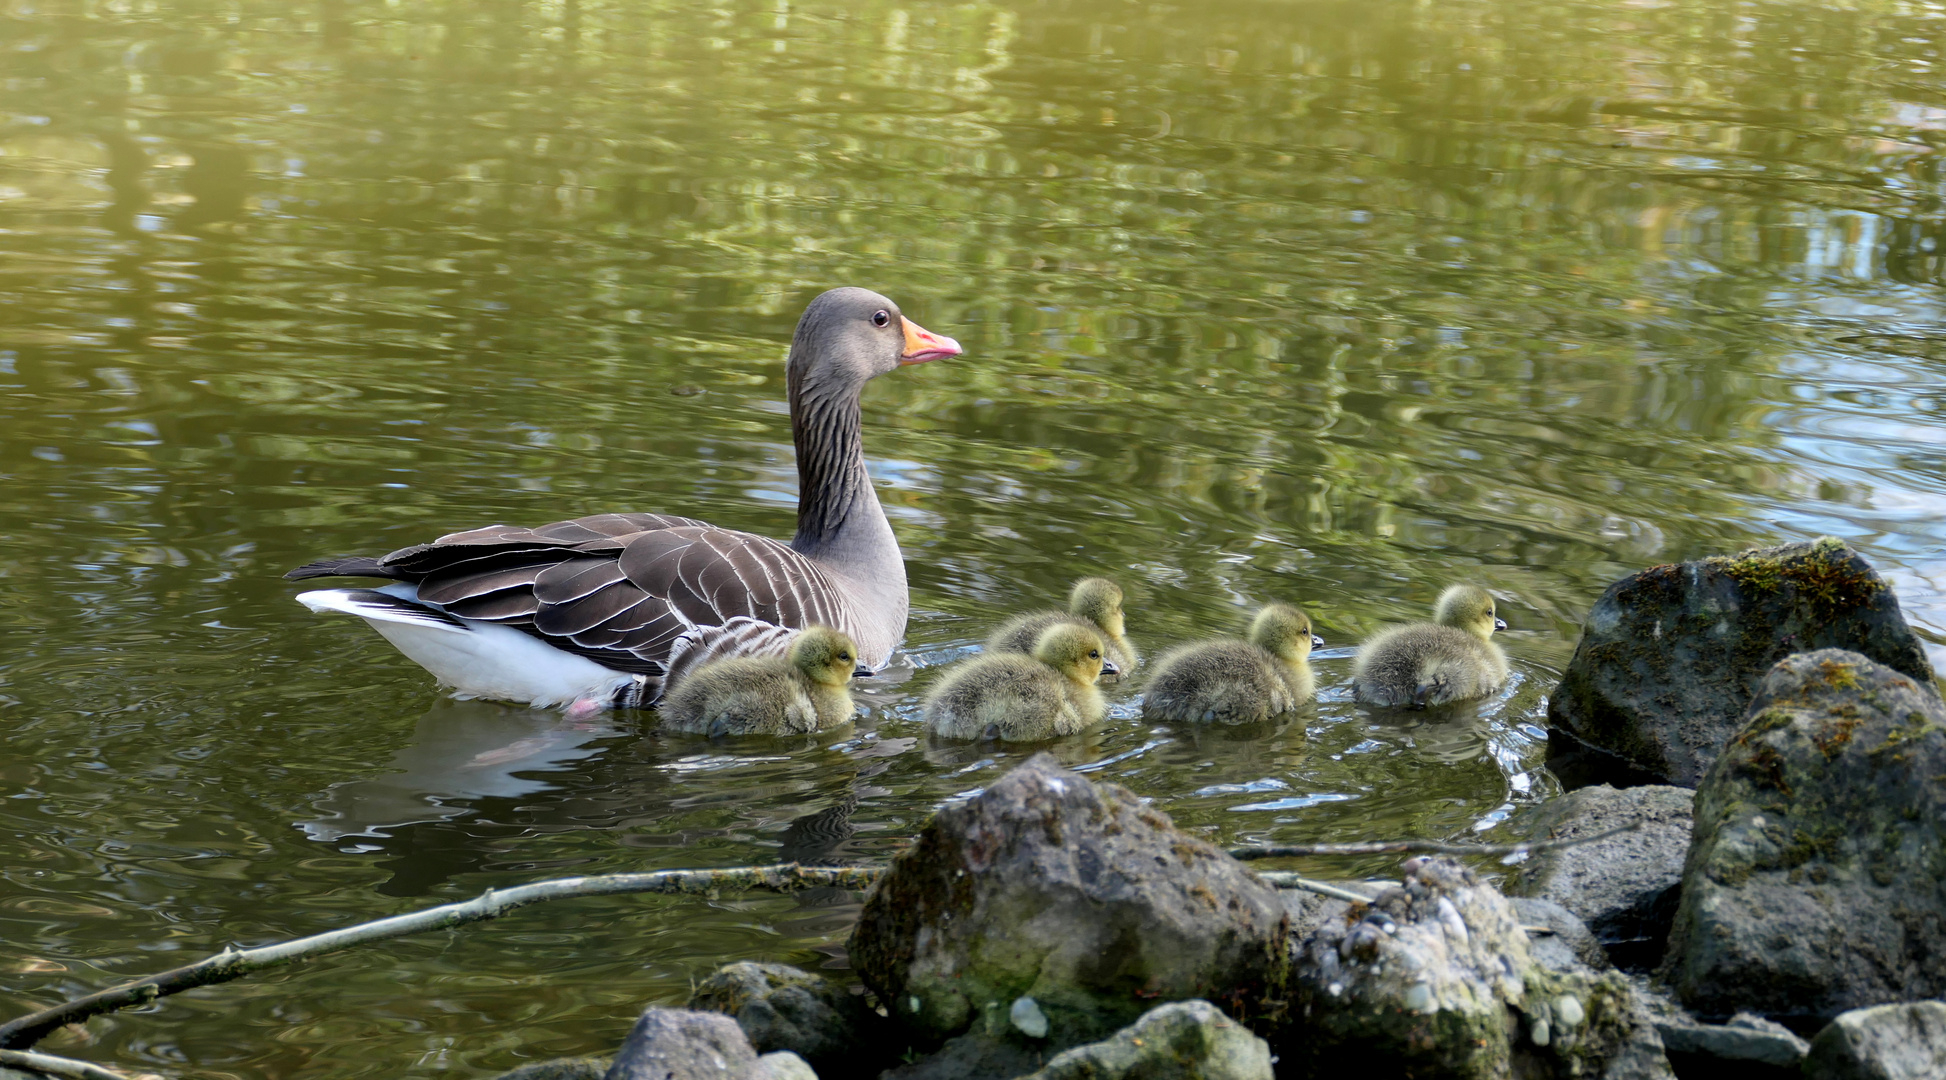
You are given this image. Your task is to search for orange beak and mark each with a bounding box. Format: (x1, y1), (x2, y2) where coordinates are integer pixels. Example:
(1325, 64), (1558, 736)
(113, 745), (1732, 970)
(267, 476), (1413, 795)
(900, 317), (962, 365)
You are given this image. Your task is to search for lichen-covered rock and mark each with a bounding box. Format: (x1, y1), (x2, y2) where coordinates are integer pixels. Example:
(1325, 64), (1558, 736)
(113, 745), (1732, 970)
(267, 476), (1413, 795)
(687, 961), (878, 1072)
(1664, 650), (1946, 1023)
(1546, 539), (1934, 788)
(1802, 1001), (1946, 1080)
(604, 1007), (759, 1080)
(1288, 857), (1673, 1079)
(1504, 784), (1693, 970)
(1018, 1000), (1273, 1079)
(494, 1058), (610, 1080)
(847, 754), (1289, 1048)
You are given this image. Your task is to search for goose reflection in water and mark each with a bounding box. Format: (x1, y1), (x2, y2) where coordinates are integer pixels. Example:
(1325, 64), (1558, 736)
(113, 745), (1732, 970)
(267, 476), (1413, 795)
(297, 699), (623, 844)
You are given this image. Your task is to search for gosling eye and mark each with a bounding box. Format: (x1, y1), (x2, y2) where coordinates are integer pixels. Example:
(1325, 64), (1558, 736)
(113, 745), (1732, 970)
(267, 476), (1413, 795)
(1089, 650), (1100, 659)
(871, 310), (890, 328)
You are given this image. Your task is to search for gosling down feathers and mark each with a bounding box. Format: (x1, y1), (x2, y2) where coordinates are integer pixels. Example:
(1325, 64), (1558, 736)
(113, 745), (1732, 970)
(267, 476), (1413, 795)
(660, 626), (859, 736)
(924, 623), (1108, 741)
(1141, 603), (1323, 724)
(986, 577), (1137, 677)
(1351, 584), (1508, 708)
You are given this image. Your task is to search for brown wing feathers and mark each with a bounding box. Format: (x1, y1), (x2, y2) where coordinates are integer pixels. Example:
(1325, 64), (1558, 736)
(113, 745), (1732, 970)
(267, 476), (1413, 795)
(288, 512), (848, 685)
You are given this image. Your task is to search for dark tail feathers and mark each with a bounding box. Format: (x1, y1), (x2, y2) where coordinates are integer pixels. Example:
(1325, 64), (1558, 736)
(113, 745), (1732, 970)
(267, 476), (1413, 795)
(285, 556), (395, 581)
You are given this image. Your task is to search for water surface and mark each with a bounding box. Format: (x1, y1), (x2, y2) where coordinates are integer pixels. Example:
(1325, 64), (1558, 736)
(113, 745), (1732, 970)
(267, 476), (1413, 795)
(4, 0), (1946, 1075)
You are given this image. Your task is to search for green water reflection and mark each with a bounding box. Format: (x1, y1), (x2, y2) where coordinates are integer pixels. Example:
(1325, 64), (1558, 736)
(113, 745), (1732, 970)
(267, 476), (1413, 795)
(3, 0), (1945, 1075)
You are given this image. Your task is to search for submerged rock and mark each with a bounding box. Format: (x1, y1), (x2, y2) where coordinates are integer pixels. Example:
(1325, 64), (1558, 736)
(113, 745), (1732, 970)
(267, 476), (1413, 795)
(687, 961), (879, 1072)
(1664, 650), (1946, 1023)
(1504, 784), (1693, 970)
(1018, 1000), (1274, 1080)
(494, 1059), (610, 1080)
(1546, 538), (1933, 788)
(1288, 856), (1672, 1079)
(1802, 1001), (1946, 1080)
(847, 754), (1289, 1048)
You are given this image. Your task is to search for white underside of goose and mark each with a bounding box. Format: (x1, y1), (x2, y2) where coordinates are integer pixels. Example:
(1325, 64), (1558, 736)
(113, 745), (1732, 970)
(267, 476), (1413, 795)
(297, 585), (642, 709)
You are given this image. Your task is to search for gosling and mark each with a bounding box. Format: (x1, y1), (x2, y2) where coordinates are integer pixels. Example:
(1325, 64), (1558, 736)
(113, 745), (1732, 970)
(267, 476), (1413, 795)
(924, 623), (1108, 741)
(1141, 603), (1323, 724)
(1351, 584), (1509, 708)
(659, 626), (858, 736)
(986, 576), (1137, 677)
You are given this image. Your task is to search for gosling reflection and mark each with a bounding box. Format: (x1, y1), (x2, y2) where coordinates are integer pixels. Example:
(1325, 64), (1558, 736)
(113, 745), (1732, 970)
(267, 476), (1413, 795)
(298, 699), (622, 843)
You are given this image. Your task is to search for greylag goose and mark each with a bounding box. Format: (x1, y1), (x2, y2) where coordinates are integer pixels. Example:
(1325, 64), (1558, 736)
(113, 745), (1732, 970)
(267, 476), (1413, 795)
(923, 623), (1108, 741)
(658, 625), (858, 736)
(1351, 584), (1508, 708)
(1140, 602), (1321, 724)
(985, 576), (1136, 677)
(287, 287), (960, 710)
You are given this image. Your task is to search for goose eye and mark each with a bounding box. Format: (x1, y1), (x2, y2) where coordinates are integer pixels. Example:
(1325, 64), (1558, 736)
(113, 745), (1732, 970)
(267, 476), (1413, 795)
(1089, 650), (1100, 659)
(871, 310), (890, 327)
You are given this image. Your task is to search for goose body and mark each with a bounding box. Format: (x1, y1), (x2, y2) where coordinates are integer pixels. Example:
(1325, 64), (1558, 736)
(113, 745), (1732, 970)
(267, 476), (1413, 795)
(1352, 584), (1508, 708)
(986, 577), (1137, 678)
(1141, 603), (1322, 724)
(286, 288), (960, 709)
(924, 624), (1108, 741)
(659, 626), (858, 736)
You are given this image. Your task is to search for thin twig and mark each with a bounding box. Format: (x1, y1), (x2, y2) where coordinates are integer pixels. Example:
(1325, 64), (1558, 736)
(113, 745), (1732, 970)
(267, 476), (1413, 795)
(0, 1048), (148, 1080)
(1225, 820), (1643, 861)
(0, 864), (880, 1051)
(1251, 874), (1378, 903)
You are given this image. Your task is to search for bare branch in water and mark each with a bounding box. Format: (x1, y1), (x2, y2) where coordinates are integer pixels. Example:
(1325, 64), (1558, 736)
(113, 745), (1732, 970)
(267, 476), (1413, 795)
(0, 1048), (150, 1080)
(0, 865), (880, 1051)
(1225, 820), (1643, 861)
(1250, 874), (1377, 903)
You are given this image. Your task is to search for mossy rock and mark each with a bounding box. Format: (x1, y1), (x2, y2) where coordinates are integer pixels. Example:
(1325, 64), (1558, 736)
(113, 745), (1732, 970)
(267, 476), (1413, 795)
(1664, 650), (1946, 1024)
(1547, 538), (1934, 788)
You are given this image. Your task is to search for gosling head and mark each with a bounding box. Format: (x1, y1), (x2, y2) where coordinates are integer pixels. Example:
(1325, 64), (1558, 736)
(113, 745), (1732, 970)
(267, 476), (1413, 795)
(789, 626), (859, 688)
(1249, 603), (1324, 662)
(1031, 623), (1107, 686)
(1069, 577), (1126, 639)
(1433, 585), (1505, 642)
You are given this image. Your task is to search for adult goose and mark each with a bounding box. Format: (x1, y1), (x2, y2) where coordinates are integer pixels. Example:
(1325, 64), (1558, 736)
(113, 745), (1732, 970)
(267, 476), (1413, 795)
(286, 287), (960, 711)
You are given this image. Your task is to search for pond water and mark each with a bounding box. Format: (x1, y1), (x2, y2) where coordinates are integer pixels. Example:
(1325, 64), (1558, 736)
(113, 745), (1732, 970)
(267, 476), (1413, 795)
(4, 0), (1946, 1075)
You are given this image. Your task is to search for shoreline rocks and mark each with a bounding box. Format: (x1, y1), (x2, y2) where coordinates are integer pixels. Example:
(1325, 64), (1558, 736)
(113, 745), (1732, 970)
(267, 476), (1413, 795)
(846, 754), (1289, 1050)
(1546, 538), (1934, 788)
(687, 961), (882, 1073)
(1802, 1001), (1946, 1079)
(1503, 783), (1693, 970)
(1663, 649), (1946, 1023)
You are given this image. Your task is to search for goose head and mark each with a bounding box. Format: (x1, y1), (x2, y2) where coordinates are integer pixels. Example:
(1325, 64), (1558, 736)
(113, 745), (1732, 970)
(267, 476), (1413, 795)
(790, 625), (860, 688)
(1434, 584), (1505, 641)
(1250, 602), (1323, 662)
(788, 287), (961, 395)
(1031, 623), (1107, 687)
(1069, 576), (1127, 640)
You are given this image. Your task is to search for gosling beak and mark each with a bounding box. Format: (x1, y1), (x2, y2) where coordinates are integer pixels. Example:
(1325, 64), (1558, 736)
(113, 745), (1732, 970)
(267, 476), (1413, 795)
(1100, 659), (1121, 678)
(900, 317), (962, 364)
(853, 665), (875, 679)
(1493, 617), (1508, 632)
(1311, 633), (1325, 649)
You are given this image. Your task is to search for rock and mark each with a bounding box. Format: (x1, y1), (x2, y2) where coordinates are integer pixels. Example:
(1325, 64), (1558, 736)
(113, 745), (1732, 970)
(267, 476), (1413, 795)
(1509, 896), (1611, 974)
(1546, 538), (1934, 788)
(1803, 1001), (1946, 1079)
(1288, 856), (1673, 1079)
(847, 754), (1289, 1048)
(604, 1007), (759, 1080)
(494, 1059), (610, 1080)
(1504, 784), (1693, 970)
(876, 1032), (1047, 1080)
(1017, 1000), (1273, 1079)
(1664, 650), (1946, 1023)
(754, 1051), (817, 1080)
(688, 961), (878, 1071)
(1655, 1011), (1808, 1076)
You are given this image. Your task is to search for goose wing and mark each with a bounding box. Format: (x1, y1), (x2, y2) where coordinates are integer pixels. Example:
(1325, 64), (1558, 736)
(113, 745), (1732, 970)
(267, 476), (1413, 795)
(287, 512), (848, 692)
